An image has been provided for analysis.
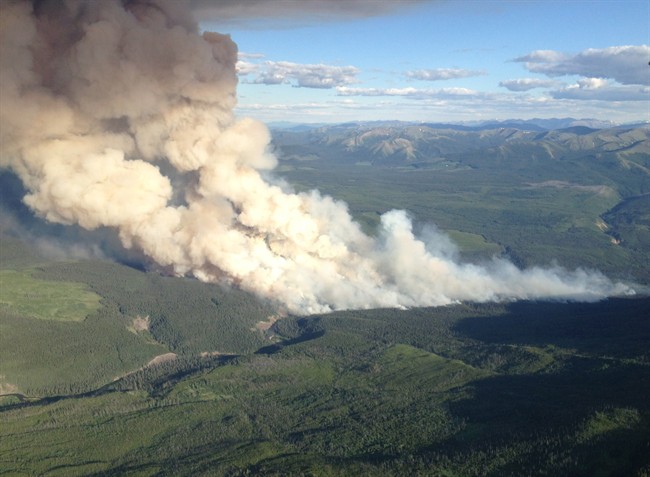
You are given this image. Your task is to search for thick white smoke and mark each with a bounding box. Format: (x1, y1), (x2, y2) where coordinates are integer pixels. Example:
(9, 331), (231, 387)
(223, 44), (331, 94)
(0, 0), (633, 314)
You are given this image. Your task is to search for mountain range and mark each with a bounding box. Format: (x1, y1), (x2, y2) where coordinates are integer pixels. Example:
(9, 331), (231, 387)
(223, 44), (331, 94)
(271, 120), (650, 167)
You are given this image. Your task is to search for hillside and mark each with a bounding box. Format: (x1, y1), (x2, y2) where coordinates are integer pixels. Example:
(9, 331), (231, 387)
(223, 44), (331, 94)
(1, 230), (650, 476)
(0, 235), (275, 396)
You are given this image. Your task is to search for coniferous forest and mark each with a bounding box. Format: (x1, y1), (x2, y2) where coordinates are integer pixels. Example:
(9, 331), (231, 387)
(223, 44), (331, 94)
(1, 122), (649, 476)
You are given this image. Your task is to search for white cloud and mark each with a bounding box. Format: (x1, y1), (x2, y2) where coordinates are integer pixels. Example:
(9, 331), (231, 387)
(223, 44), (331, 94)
(336, 86), (418, 97)
(516, 49), (568, 63)
(438, 87), (479, 97)
(499, 78), (561, 91)
(515, 45), (650, 86)
(406, 68), (486, 81)
(238, 52), (266, 60)
(237, 91), (650, 124)
(240, 61), (359, 89)
(551, 79), (650, 101)
(236, 60), (259, 76)
(336, 86), (482, 99)
(576, 78), (609, 89)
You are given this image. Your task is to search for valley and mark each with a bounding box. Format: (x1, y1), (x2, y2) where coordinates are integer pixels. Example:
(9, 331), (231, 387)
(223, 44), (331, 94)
(272, 122), (650, 282)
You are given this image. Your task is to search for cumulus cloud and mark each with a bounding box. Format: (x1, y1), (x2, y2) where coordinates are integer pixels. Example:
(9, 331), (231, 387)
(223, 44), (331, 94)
(406, 68), (486, 81)
(551, 79), (650, 101)
(515, 45), (650, 85)
(236, 59), (260, 76)
(240, 60), (359, 88)
(499, 78), (561, 91)
(0, 0), (633, 316)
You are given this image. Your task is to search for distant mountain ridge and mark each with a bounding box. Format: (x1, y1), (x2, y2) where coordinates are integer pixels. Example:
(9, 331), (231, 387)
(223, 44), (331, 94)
(268, 117), (645, 132)
(271, 121), (650, 167)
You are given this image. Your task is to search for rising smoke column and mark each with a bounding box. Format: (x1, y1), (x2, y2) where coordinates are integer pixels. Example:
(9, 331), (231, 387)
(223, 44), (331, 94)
(0, 0), (633, 314)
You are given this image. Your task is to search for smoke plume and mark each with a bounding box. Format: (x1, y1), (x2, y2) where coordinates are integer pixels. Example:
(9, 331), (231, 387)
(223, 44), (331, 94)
(0, 0), (633, 314)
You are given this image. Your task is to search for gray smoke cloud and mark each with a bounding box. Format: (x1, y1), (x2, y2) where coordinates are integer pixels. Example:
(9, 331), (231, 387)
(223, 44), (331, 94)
(0, 0), (634, 314)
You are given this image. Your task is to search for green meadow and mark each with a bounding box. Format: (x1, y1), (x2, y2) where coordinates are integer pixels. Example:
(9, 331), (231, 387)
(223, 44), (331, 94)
(0, 269), (102, 322)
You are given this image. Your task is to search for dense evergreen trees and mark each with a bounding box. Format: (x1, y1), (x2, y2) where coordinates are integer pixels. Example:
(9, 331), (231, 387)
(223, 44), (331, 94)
(2, 290), (649, 476)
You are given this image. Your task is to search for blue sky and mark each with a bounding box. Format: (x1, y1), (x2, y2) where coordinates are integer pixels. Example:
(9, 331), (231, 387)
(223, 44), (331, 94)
(199, 0), (649, 124)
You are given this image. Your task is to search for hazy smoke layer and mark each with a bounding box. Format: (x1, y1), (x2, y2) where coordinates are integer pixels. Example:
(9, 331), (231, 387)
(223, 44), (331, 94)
(0, 0), (633, 314)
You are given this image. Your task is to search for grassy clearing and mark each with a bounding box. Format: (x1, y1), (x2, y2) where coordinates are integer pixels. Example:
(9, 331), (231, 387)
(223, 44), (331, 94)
(0, 269), (102, 322)
(445, 229), (503, 258)
(576, 407), (641, 443)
